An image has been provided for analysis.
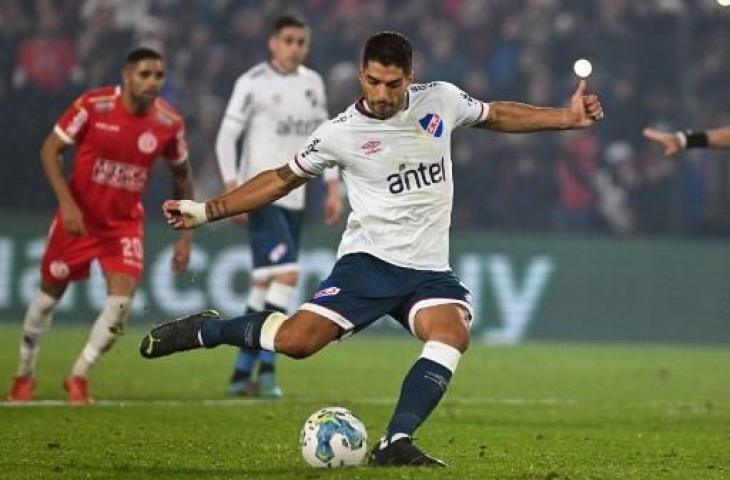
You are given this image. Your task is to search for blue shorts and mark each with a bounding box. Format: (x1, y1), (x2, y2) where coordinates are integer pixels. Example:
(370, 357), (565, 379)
(247, 205), (303, 281)
(301, 253), (472, 336)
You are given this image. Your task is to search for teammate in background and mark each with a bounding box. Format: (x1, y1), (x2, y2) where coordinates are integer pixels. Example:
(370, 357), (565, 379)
(643, 126), (730, 154)
(6, 48), (193, 404)
(215, 15), (342, 398)
(141, 32), (603, 466)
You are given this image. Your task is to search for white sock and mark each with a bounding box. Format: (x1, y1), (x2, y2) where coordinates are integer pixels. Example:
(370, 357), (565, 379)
(265, 281), (295, 312)
(70, 296), (131, 378)
(16, 291), (59, 377)
(248, 284), (267, 311)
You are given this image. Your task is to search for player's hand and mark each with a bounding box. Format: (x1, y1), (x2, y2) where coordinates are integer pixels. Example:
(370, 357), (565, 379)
(162, 199), (208, 230)
(642, 127), (682, 156)
(323, 192), (343, 226)
(60, 199), (87, 236)
(569, 79), (603, 128)
(171, 233), (191, 274)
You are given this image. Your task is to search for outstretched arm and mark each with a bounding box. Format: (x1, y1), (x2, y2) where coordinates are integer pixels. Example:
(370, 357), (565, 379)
(478, 80), (603, 133)
(163, 164), (308, 229)
(643, 126), (730, 155)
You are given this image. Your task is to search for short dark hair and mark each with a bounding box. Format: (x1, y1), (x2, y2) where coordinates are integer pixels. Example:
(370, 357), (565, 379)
(125, 47), (163, 66)
(272, 14), (307, 33)
(362, 31), (412, 73)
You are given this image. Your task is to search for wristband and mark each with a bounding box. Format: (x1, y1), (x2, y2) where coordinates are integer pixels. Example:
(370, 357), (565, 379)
(683, 130), (709, 149)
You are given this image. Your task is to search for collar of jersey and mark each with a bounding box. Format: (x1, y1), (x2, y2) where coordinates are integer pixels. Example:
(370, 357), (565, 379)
(355, 91), (410, 120)
(267, 60), (300, 77)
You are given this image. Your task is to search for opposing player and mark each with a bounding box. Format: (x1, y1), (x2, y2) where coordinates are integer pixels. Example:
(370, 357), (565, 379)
(6, 48), (193, 404)
(141, 32), (603, 466)
(215, 15), (342, 398)
(643, 126), (730, 153)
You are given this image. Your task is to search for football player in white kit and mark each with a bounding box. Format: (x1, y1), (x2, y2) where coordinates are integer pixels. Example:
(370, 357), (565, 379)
(142, 32), (603, 467)
(215, 15), (342, 398)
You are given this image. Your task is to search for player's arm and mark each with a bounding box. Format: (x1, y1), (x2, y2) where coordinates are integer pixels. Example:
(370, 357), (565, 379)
(215, 118), (245, 192)
(323, 173), (343, 226)
(167, 159), (194, 272)
(40, 131), (86, 236)
(707, 127), (730, 148)
(169, 159), (193, 201)
(163, 164), (308, 229)
(477, 80), (602, 133)
(643, 126), (730, 155)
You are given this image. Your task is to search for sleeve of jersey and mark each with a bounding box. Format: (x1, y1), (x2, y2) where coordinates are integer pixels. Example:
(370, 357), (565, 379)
(54, 95), (90, 144)
(163, 121), (189, 166)
(442, 82), (490, 127)
(288, 125), (339, 179)
(317, 78), (338, 181)
(222, 75), (255, 128)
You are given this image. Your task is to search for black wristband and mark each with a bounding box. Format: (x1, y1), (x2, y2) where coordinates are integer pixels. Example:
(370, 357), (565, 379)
(685, 130), (709, 148)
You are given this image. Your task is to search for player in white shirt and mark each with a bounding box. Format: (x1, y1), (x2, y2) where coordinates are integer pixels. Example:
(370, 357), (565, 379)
(214, 15), (342, 398)
(142, 32), (603, 467)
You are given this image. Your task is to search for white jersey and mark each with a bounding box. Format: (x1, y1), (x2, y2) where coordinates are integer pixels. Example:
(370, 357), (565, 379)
(216, 62), (329, 210)
(289, 82), (489, 270)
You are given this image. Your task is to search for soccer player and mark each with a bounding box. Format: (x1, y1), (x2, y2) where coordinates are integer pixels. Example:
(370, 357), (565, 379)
(141, 32), (603, 466)
(6, 47), (193, 405)
(215, 15), (342, 398)
(643, 126), (730, 154)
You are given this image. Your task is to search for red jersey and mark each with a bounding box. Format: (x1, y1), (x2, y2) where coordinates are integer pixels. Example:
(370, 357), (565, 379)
(54, 86), (188, 234)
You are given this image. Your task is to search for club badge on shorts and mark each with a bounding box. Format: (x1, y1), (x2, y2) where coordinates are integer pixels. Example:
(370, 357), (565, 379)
(49, 260), (70, 280)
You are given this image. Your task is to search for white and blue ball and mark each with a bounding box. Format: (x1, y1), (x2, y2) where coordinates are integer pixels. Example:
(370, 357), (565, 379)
(300, 407), (368, 468)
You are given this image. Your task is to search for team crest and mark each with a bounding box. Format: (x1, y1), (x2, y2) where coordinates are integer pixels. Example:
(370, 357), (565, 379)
(313, 286), (341, 299)
(269, 242), (288, 263)
(49, 261), (70, 280)
(418, 113), (444, 138)
(304, 89), (318, 108)
(361, 140), (382, 155)
(137, 131), (158, 154)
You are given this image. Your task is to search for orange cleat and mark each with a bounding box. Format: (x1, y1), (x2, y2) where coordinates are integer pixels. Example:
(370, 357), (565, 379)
(6, 376), (36, 402)
(63, 376), (94, 405)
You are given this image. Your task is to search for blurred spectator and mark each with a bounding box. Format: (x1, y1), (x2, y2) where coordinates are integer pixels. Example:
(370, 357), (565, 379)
(3, 0), (730, 237)
(13, 7), (81, 94)
(553, 131), (600, 232)
(594, 140), (637, 234)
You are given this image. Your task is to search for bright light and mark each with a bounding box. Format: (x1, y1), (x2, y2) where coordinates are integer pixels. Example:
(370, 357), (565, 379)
(573, 58), (593, 79)
(718, 0), (730, 7)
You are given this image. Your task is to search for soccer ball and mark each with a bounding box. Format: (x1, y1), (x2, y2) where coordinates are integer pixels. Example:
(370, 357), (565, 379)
(299, 406), (368, 468)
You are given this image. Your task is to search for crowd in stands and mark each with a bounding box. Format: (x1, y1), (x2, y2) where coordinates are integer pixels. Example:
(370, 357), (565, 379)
(2, 0), (729, 235)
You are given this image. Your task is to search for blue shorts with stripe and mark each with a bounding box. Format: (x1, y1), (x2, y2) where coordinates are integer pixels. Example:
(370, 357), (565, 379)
(301, 253), (472, 336)
(247, 205), (303, 280)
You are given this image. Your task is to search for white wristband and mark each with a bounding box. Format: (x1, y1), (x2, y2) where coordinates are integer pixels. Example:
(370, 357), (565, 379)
(177, 200), (208, 226)
(676, 131), (687, 149)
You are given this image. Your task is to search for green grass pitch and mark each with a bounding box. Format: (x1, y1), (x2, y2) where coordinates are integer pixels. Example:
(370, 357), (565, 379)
(0, 323), (729, 479)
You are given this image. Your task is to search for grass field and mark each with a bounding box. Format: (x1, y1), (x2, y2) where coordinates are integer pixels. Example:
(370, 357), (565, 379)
(1, 324), (729, 479)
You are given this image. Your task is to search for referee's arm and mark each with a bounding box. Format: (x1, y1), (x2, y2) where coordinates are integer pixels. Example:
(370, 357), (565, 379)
(644, 126), (730, 155)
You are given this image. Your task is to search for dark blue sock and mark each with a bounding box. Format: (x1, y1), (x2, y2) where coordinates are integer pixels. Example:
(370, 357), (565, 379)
(234, 307), (262, 373)
(200, 310), (274, 349)
(386, 358), (452, 439)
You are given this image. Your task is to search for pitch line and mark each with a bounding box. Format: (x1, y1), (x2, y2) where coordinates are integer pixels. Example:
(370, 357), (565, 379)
(0, 396), (578, 408)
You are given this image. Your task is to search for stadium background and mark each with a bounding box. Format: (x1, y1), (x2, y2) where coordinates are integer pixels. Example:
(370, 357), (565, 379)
(1, 0), (729, 343)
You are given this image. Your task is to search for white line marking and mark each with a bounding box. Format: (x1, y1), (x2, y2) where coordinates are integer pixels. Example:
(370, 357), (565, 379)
(0, 397), (579, 408)
(2, 398), (725, 409)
